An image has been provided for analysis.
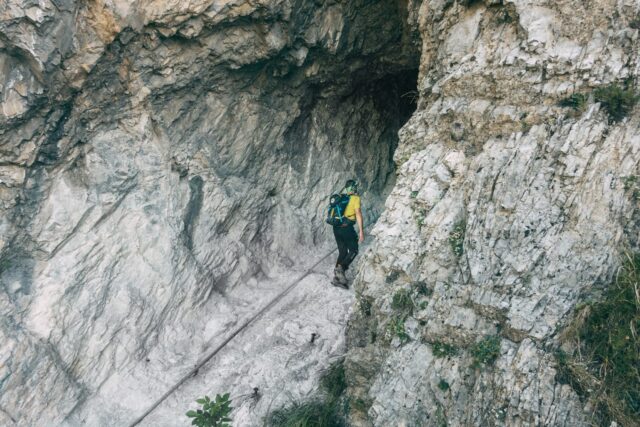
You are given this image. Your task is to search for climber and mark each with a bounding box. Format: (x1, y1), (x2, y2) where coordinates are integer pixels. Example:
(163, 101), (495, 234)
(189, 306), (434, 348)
(330, 179), (364, 288)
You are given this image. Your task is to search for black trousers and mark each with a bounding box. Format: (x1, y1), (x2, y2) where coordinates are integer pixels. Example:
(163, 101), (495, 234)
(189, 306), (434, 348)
(333, 225), (359, 270)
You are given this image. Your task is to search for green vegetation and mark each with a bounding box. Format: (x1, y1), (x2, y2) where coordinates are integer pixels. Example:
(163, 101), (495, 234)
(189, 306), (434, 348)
(415, 208), (427, 227)
(437, 379), (450, 392)
(0, 257), (11, 273)
(358, 295), (372, 317)
(391, 288), (414, 312)
(320, 361), (347, 399)
(414, 280), (432, 297)
(556, 253), (640, 426)
(448, 220), (466, 258)
(186, 394), (232, 427)
(470, 335), (501, 367)
(558, 93), (588, 112)
(432, 341), (459, 358)
(623, 175), (639, 200)
(558, 85), (639, 122)
(349, 397), (371, 414)
(267, 401), (345, 427)
(385, 270), (401, 284)
(411, 190), (419, 198)
(267, 360), (347, 427)
(594, 84), (638, 122)
(388, 316), (410, 343)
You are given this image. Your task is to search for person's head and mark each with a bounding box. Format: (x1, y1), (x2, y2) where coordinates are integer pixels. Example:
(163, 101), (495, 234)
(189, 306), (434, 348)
(344, 179), (359, 195)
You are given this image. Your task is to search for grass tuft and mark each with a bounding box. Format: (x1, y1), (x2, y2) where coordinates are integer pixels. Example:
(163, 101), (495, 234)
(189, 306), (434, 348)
(388, 316), (410, 343)
(432, 341), (459, 358)
(470, 335), (501, 367)
(558, 93), (588, 112)
(391, 289), (414, 312)
(594, 84), (638, 122)
(267, 401), (346, 427)
(266, 360), (347, 427)
(556, 252), (640, 425)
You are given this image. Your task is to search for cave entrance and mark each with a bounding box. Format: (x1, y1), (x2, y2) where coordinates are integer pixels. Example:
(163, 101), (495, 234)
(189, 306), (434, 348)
(277, 66), (420, 251)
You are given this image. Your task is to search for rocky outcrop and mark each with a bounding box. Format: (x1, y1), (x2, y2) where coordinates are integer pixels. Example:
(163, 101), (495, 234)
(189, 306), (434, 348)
(2, 0), (639, 426)
(345, 0), (639, 426)
(0, 0), (419, 425)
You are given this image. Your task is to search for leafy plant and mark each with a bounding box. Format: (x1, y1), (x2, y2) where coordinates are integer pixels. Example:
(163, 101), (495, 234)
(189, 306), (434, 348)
(448, 220), (466, 258)
(594, 84), (638, 122)
(432, 341), (459, 358)
(438, 379), (450, 391)
(186, 394), (232, 427)
(470, 335), (501, 367)
(557, 252), (640, 425)
(391, 288), (414, 312)
(410, 190), (419, 198)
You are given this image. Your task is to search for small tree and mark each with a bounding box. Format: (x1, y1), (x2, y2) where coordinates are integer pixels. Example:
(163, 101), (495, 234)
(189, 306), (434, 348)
(186, 393), (233, 427)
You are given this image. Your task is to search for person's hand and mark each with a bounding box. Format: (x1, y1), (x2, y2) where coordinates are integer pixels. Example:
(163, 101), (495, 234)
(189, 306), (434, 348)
(359, 232), (365, 243)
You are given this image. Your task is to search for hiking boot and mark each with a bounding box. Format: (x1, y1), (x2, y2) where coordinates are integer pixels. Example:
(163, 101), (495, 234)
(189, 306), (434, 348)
(334, 265), (348, 286)
(332, 275), (349, 289)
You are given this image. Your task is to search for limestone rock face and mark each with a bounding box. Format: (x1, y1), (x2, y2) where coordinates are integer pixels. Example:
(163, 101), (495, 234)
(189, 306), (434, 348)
(0, 0), (419, 425)
(345, 0), (639, 426)
(2, 0), (639, 426)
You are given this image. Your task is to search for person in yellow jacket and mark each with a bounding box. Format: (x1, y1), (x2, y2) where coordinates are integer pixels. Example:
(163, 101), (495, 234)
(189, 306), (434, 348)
(332, 179), (364, 287)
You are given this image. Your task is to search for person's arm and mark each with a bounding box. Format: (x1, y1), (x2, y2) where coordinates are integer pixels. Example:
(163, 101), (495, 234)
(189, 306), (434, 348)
(356, 208), (364, 243)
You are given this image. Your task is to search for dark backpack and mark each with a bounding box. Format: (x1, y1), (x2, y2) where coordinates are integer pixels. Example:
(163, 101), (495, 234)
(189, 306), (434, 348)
(325, 193), (354, 226)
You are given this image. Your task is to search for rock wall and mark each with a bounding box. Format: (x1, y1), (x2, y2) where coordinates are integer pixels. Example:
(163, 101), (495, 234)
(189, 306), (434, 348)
(345, 0), (639, 426)
(2, 0), (639, 426)
(0, 0), (419, 425)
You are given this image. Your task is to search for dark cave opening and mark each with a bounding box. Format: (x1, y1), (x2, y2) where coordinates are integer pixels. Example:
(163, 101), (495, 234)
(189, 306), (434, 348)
(277, 66), (420, 245)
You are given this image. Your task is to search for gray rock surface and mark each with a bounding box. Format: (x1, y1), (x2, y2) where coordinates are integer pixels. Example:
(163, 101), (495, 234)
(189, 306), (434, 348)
(2, 0), (639, 426)
(1, 0), (418, 425)
(345, 0), (640, 426)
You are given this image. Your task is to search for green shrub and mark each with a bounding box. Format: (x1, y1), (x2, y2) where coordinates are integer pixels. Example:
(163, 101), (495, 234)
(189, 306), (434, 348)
(266, 360), (347, 427)
(558, 93), (588, 112)
(557, 253), (640, 425)
(470, 335), (501, 367)
(448, 220), (466, 258)
(410, 190), (419, 198)
(186, 394), (232, 427)
(594, 84), (638, 122)
(432, 341), (459, 358)
(437, 379), (450, 391)
(391, 289), (414, 312)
